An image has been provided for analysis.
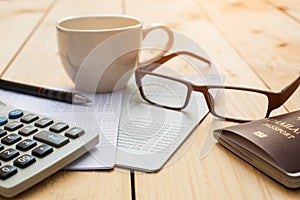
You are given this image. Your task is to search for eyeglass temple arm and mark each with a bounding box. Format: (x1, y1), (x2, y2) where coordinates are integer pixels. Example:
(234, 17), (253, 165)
(140, 51), (211, 72)
(277, 74), (300, 105)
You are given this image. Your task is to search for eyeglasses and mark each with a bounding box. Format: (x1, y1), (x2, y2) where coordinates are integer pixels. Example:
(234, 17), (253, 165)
(135, 51), (300, 122)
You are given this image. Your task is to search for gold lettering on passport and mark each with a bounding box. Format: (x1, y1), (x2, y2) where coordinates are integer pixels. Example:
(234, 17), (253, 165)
(266, 118), (300, 135)
(253, 131), (268, 138)
(262, 123), (296, 139)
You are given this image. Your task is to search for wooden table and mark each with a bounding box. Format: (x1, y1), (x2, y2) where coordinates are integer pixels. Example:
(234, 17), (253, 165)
(0, 0), (299, 199)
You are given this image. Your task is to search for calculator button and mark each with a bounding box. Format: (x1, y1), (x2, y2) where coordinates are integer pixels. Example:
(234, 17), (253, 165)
(0, 144), (4, 151)
(1, 133), (22, 145)
(32, 144), (53, 158)
(14, 154), (36, 168)
(0, 129), (7, 137)
(34, 118), (54, 128)
(0, 165), (18, 180)
(65, 127), (85, 139)
(16, 139), (37, 151)
(19, 126), (38, 136)
(8, 109), (23, 119)
(49, 122), (69, 133)
(33, 130), (69, 148)
(4, 121), (23, 131)
(0, 117), (8, 126)
(0, 148), (20, 161)
(21, 114), (39, 123)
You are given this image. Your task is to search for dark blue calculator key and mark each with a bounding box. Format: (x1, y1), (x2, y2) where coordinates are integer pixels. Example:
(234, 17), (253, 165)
(34, 118), (54, 128)
(34, 130), (69, 148)
(0, 165), (17, 180)
(14, 154), (36, 169)
(16, 139), (37, 151)
(8, 109), (23, 119)
(0, 129), (7, 137)
(65, 127), (85, 139)
(1, 133), (22, 145)
(0, 117), (8, 126)
(19, 126), (38, 136)
(49, 122), (69, 133)
(0, 148), (20, 162)
(32, 144), (53, 158)
(4, 121), (23, 131)
(20, 114), (39, 124)
(0, 144), (4, 151)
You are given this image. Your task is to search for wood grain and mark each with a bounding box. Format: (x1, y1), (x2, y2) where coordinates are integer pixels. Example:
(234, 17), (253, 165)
(2, 0), (124, 87)
(1, 0), (131, 200)
(195, 0), (300, 84)
(195, 0), (300, 111)
(0, 0), (54, 75)
(125, 0), (300, 199)
(0, 0), (299, 199)
(265, 0), (300, 22)
(11, 170), (130, 200)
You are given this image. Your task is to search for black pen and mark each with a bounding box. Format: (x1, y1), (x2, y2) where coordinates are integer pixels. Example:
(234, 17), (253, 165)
(0, 79), (91, 104)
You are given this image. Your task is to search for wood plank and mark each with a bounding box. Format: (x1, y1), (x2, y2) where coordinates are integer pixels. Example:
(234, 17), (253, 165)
(1, 0), (132, 199)
(2, 0), (124, 87)
(12, 170), (130, 200)
(264, 0), (300, 22)
(2, 0), (299, 199)
(125, 0), (300, 199)
(195, 0), (300, 112)
(124, 0), (274, 89)
(0, 0), (53, 75)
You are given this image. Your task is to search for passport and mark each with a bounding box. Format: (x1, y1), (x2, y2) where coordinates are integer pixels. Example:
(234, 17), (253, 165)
(213, 110), (300, 188)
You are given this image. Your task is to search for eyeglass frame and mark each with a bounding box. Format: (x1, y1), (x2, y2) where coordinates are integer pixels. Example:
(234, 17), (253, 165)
(135, 51), (300, 122)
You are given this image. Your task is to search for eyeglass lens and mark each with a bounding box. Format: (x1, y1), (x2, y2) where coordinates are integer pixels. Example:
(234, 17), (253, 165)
(140, 74), (189, 109)
(208, 88), (269, 121)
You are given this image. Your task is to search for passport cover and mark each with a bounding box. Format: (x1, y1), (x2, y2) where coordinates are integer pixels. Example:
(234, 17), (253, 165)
(213, 110), (300, 188)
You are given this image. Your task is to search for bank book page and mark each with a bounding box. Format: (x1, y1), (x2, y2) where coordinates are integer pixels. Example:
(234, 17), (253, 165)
(0, 88), (122, 170)
(115, 76), (221, 172)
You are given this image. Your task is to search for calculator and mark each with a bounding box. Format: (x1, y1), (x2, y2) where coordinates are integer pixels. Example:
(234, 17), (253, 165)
(0, 100), (99, 197)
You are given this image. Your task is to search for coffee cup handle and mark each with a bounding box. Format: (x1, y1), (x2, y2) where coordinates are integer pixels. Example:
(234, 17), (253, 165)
(140, 23), (174, 65)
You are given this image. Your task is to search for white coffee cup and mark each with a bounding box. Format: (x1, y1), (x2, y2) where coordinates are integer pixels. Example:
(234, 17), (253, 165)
(56, 15), (174, 93)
